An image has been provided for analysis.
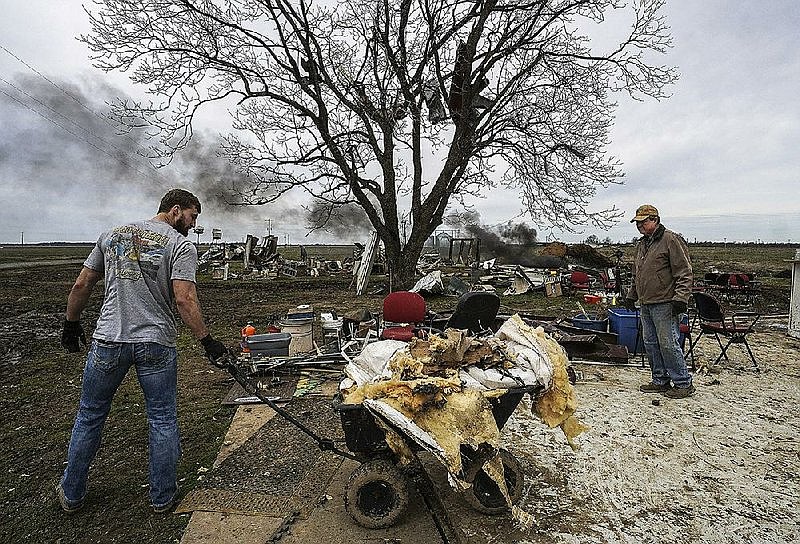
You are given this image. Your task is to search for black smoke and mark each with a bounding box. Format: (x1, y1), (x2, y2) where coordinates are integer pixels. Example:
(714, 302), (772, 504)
(0, 72), (295, 241)
(500, 222), (537, 245)
(305, 200), (373, 240)
(452, 212), (560, 267)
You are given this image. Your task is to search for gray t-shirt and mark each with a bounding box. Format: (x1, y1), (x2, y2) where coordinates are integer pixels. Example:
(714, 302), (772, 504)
(84, 219), (198, 347)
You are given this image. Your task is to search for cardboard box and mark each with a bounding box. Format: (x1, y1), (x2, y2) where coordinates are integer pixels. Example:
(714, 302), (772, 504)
(545, 282), (562, 297)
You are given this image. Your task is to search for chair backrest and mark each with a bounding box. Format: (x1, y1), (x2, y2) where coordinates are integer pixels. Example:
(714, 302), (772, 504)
(382, 291), (426, 324)
(570, 271), (590, 285)
(692, 292), (725, 322)
(446, 291), (501, 333)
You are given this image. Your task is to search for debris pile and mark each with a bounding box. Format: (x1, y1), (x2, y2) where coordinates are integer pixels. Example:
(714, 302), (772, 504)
(339, 315), (587, 521)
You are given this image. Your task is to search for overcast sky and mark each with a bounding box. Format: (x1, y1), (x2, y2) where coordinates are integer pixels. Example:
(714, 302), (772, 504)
(0, 1), (798, 245)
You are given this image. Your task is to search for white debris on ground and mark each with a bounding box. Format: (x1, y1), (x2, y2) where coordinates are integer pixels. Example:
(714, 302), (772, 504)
(500, 329), (799, 544)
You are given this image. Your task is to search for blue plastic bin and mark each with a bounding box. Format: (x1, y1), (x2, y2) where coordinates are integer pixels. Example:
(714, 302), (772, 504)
(608, 308), (643, 354)
(571, 314), (609, 333)
(608, 309), (687, 354)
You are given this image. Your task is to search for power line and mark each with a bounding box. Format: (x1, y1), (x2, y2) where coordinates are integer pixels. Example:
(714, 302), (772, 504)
(0, 42), (132, 141)
(0, 74), (172, 183)
(0, 41), (193, 183)
(0, 86), (165, 182)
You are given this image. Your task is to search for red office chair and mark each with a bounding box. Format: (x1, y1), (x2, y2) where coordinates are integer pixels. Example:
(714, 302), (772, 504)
(568, 271), (592, 291)
(380, 291), (427, 341)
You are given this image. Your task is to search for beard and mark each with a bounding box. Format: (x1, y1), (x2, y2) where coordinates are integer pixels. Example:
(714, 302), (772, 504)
(174, 217), (191, 237)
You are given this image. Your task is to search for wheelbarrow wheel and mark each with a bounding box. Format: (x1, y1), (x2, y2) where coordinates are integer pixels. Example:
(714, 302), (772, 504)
(463, 449), (524, 515)
(344, 459), (410, 529)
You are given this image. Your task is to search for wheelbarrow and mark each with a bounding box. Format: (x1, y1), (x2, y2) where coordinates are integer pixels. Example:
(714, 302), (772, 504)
(221, 356), (540, 529)
(335, 384), (540, 528)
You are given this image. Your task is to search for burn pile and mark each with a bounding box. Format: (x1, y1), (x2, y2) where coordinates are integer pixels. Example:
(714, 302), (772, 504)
(338, 315), (587, 523)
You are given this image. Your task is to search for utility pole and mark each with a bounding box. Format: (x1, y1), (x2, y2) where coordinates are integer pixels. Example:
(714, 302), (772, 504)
(20, 231), (23, 245)
(264, 218), (272, 237)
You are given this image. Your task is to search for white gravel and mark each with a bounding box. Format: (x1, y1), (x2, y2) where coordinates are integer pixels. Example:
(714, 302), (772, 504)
(501, 327), (800, 544)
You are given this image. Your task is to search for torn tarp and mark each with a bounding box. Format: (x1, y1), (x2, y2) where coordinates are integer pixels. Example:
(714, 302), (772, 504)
(410, 270), (445, 294)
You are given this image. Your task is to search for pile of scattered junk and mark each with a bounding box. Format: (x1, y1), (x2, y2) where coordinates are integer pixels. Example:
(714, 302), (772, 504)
(224, 292), (588, 528)
(198, 231), (626, 303)
(206, 230), (766, 527)
(203, 230), (638, 365)
(219, 241), (641, 528)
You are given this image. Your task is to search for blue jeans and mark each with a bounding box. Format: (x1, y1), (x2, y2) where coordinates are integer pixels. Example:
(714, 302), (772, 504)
(640, 302), (692, 388)
(60, 340), (180, 508)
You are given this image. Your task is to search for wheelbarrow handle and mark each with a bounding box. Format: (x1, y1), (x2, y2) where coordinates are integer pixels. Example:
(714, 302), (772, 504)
(223, 357), (359, 461)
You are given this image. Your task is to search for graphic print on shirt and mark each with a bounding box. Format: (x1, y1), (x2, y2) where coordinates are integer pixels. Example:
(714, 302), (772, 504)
(105, 226), (170, 281)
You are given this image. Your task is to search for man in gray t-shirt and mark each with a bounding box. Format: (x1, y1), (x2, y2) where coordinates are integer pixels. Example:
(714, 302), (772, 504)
(84, 219), (198, 346)
(57, 189), (229, 514)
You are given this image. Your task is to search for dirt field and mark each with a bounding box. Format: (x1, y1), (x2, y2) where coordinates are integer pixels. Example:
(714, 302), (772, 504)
(0, 244), (796, 543)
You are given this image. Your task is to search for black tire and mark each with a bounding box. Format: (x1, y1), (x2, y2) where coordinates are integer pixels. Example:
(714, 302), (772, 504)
(344, 459), (410, 529)
(463, 449), (524, 515)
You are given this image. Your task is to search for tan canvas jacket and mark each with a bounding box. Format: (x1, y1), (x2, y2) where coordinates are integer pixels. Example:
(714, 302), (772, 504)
(626, 224), (693, 305)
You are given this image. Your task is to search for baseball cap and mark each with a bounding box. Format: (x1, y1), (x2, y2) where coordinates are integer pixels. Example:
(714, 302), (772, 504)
(630, 204), (659, 223)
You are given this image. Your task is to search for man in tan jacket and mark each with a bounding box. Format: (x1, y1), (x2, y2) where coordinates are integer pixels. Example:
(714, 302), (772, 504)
(624, 204), (694, 398)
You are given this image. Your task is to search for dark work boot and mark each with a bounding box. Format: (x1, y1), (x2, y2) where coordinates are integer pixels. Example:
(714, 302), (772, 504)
(663, 385), (695, 399)
(639, 382), (671, 393)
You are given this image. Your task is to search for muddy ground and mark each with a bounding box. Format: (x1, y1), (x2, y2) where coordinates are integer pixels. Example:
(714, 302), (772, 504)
(0, 245), (797, 543)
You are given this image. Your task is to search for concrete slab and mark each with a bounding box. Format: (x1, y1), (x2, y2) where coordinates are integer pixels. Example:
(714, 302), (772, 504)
(181, 511), (284, 544)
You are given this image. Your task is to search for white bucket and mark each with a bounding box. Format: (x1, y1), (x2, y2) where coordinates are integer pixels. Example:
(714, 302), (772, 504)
(280, 317), (314, 355)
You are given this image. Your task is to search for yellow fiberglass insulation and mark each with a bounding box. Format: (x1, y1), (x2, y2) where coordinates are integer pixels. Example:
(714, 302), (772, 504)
(342, 374), (462, 413)
(501, 315), (588, 447)
(411, 388), (501, 475)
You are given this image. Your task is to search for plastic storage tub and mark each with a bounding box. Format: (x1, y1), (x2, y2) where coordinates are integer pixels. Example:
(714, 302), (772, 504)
(608, 308), (643, 354)
(608, 308), (687, 354)
(571, 314), (609, 333)
(245, 332), (292, 356)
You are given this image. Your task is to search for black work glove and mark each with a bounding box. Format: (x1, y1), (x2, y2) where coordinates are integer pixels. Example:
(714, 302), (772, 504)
(200, 334), (229, 368)
(61, 319), (87, 353)
(622, 298), (637, 311)
(672, 300), (688, 316)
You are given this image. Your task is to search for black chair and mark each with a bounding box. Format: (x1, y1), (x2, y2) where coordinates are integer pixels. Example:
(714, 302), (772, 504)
(446, 291), (501, 334)
(692, 292), (760, 371)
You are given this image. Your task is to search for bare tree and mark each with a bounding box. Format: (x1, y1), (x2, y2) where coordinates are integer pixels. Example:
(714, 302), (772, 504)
(83, 0), (676, 287)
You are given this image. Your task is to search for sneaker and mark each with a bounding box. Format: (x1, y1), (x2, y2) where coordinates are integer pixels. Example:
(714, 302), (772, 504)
(56, 484), (84, 514)
(663, 385), (695, 399)
(639, 382), (671, 393)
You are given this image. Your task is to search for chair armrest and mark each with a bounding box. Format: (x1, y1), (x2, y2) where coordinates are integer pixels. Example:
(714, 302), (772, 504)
(731, 312), (760, 329)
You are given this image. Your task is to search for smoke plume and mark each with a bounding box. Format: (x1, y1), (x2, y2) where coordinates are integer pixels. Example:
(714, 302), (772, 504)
(0, 72), (299, 242)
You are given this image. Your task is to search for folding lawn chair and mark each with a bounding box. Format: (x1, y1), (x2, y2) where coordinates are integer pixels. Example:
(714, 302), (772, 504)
(692, 292), (760, 371)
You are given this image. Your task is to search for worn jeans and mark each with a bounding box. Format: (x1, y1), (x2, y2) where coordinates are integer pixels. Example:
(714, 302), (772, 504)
(640, 302), (693, 388)
(60, 340), (180, 508)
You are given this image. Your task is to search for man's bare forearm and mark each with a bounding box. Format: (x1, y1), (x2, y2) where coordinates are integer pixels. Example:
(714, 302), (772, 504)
(173, 280), (210, 340)
(66, 267), (102, 321)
